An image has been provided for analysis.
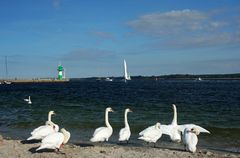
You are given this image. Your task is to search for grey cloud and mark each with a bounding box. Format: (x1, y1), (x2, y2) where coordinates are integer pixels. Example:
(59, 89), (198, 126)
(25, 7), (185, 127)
(52, 0), (60, 10)
(187, 58), (240, 74)
(63, 48), (116, 61)
(90, 31), (115, 41)
(162, 32), (240, 49)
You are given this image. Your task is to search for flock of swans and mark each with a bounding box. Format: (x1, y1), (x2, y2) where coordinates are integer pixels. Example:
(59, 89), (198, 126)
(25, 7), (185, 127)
(26, 104), (210, 153)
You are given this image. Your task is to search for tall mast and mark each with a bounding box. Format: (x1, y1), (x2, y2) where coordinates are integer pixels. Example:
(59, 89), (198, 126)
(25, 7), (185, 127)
(5, 56), (8, 79)
(123, 59), (131, 81)
(124, 59), (127, 80)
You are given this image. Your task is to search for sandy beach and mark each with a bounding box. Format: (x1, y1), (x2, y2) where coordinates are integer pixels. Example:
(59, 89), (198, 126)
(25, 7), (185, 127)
(0, 136), (239, 158)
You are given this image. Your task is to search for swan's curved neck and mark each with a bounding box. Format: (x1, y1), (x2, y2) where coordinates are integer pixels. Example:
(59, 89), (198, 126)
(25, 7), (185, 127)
(124, 111), (129, 128)
(48, 113), (52, 122)
(105, 110), (112, 129)
(171, 105), (177, 125)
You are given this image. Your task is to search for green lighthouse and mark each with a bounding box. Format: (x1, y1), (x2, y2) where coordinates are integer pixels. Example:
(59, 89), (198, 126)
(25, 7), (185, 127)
(57, 64), (64, 80)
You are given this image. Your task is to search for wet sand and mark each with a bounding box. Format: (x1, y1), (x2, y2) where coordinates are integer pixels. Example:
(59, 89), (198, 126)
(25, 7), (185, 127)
(0, 136), (239, 158)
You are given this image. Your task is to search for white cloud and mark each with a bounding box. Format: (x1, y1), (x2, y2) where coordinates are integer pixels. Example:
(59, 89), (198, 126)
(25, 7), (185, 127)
(128, 9), (211, 36)
(127, 9), (240, 49)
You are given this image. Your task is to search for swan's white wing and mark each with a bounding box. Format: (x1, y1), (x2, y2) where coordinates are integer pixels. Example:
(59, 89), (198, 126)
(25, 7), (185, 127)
(142, 128), (160, 137)
(179, 124), (210, 134)
(31, 125), (49, 135)
(28, 126), (55, 140)
(90, 127), (112, 142)
(119, 127), (130, 141)
(93, 127), (105, 137)
(37, 132), (64, 151)
(139, 125), (155, 136)
(42, 132), (63, 144)
(143, 124), (176, 136)
(24, 99), (29, 101)
(160, 124), (174, 135)
(138, 127), (162, 143)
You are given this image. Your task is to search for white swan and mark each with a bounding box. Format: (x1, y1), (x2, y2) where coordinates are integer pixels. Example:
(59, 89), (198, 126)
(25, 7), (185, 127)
(90, 107), (114, 142)
(28, 122), (59, 140)
(36, 128), (71, 151)
(160, 104), (182, 142)
(138, 122), (162, 147)
(30, 111), (56, 135)
(119, 108), (132, 143)
(28, 111), (59, 140)
(183, 127), (199, 153)
(24, 96), (32, 104)
(161, 104), (210, 142)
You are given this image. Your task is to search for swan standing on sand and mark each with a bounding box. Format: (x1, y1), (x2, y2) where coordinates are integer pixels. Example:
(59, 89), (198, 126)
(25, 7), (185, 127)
(119, 108), (132, 143)
(160, 104), (182, 142)
(183, 127), (199, 153)
(24, 96), (32, 104)
(138, 122), (162, 147)
(27, 111), (59, 140)
(90, 107), (114, 142)
(30, 111), (56, 134)
(161, 104), (210, 142)
(36, 128), (71, 152)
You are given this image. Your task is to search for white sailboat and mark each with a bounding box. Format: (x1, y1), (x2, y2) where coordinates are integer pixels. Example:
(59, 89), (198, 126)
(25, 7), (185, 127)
(4, 56), (12, 84)
(124, 59), (131, 82)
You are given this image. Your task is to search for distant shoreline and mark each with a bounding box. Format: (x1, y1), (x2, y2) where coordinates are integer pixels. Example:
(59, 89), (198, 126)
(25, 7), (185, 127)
(0, 79), (69, 84)
(1, 73), (240, 83)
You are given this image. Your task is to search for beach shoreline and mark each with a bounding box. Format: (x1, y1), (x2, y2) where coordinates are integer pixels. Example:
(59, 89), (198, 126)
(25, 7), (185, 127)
(0, 136), (239, 158)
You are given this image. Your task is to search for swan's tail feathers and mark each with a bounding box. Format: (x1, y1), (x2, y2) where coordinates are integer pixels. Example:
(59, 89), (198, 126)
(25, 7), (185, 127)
(139, 132), (144, 136)
(27, 136), (34, 141)
(90, 137), (97, 142)
(138, 136), (144, 140)
(36, 145), (45, 151)
(27, 135), (41, 141)
(119, 137), (128, 142)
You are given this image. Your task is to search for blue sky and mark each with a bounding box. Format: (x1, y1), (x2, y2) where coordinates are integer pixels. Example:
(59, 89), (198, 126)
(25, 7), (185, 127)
(0, 0), (239, 78)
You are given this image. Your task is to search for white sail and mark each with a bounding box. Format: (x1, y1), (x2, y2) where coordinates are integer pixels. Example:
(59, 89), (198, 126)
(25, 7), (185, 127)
(124, 59), (131, 81)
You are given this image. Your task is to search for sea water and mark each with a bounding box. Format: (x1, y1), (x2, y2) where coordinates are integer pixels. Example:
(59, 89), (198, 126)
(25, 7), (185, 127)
(0, 79), (239, 153)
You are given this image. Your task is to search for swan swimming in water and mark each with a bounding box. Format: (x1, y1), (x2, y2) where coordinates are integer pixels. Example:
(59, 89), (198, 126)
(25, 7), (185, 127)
(183, 127), (199, 153)
(138, 122), (162, 147)
(36, 128), (71, 152)
(118, 108), (132, 143)
(90, 107), (114, 142)
(24, 96), (32, 104)
(27, 111), (59, 140)
(161, 104), (210, 142)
